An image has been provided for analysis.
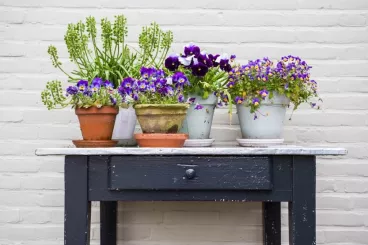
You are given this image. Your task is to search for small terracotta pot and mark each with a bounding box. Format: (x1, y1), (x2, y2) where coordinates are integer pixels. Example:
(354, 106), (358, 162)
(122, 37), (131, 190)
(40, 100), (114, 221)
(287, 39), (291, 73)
(75, 106), (119, 140)
(134, 104), (189, 134)
(134, 133), (188, 148)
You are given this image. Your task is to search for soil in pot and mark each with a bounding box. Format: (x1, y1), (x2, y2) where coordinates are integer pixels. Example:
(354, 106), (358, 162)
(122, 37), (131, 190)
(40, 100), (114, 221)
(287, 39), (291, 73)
(134, 104), (189, 134)
(75, 106), (118, 141)
(72, 140), (118, 148)
(134, 133), (188, 148)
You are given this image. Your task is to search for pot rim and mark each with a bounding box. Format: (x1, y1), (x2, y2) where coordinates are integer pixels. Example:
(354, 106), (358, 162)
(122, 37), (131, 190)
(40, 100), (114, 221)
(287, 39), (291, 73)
(134, 104), (189, 109)
(75, 106), (119, 115)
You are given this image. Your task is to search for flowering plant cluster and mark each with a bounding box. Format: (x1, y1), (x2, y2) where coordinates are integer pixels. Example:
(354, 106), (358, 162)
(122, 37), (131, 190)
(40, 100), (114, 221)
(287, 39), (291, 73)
(48, 15), (173, 88)
(225, 55), (320, 118)
(118, 67), (190, 105)
(41, 78), (124, 110)
(164, 43), (235, 99)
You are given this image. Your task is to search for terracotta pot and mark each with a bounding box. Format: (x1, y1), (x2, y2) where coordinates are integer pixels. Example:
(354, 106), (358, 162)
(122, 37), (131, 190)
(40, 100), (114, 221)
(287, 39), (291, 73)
(134, 133), (188, 147)
(75, 106), (118, 140)
(134, 104), (189, 134)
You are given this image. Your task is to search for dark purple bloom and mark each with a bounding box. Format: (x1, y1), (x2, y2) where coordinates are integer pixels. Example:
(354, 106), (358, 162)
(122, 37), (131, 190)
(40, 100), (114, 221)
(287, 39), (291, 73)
(230, 55), (236, 61)
(90, 80), (101, 93)
(83, 89), (92, 97)
(140, 67), (156, 79)
(220, 59), (232, 72)
(191, 62), (208, 77)
(184, 43), (200, 57)
(132, 93), (139, 101)
(66, 86), (78, 96)
(92, 77), (103, 86)
(194, 103), (204, 110)
(148, 83), (156, 93)
(178, 94), (185, 103)
(155, 78), (167, 88)
(77, 80), (88, 92)
(234, 96), (244, 104)
(188, 97), (196, 104)
(198, 53), (213, 67)
(221, 92), (229, 103)
(164, 54), (180, 71)
(137, 80), (148, 92)
(252, 98), (260, 106)
(103, 80), (114, 90)
(227, 81), (235, 88)
(110, 96), (117, 105)
(121, 77), (135, 89)
(259, 89), (269, 99)
(161, 86), (174, 96)
(208, 54), (220, 67)
(172, 72), (189, 87)
(156, 69), (165, 78)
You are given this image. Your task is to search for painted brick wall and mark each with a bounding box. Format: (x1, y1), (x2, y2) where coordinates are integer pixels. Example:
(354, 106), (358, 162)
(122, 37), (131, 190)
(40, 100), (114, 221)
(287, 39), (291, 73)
(1, 0), (368, 244)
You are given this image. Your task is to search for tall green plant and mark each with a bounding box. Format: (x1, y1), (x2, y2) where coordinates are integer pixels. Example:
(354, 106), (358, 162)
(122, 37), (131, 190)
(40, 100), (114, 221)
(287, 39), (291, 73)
(48, 15), (173, 88)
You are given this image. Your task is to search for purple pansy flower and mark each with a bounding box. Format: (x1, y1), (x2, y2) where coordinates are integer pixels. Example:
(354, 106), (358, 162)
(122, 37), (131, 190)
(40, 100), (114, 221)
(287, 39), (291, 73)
(66, 86), (78, 96)
(230, 54), (236, 61)
(188, 97), (196, 104)
(155, 78), (167, 88)
(137, 80), (148, 92)
(259, 89), (269, 99)
(252, 98), (260, 106)
(234, 96), (244, 104)
(77, 80), (88, 92)
(165, 54), (180, 71)
(219, 59), (232, 72)
(184, 43), (200, 57)
(178, 94), (185, 103)
(156, 69), (165, 78)
(121, 77), (135, 89)
(194, 103), (204, 110)
(103, 80), (114, 90)
(92, 77), (103, 85)
(209, 54), (220, 67)
(162, 86), (174, 96)
(191, 62), (208, 77)
(90, 79), (102, 93)
(198, 53), (213, 67)
(140, 67), (155, 79)
(132, 93), (139, 101)
(172, 72), (189, 87)
(227, 81), (235, 88)
(110, 96), (117, 105)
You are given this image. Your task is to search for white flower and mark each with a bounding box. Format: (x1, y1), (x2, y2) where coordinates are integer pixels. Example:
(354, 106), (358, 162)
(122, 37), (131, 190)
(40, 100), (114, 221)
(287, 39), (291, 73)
(178, 55), (194, 66)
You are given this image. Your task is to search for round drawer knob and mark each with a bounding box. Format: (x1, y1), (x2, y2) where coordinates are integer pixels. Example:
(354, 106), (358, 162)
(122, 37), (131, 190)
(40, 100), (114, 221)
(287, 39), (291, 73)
(185, 169), (196, 179)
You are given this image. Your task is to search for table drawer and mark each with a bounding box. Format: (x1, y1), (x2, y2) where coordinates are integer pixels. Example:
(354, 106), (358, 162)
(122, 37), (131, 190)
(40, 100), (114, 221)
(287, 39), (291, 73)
(109, 156), (272, 190)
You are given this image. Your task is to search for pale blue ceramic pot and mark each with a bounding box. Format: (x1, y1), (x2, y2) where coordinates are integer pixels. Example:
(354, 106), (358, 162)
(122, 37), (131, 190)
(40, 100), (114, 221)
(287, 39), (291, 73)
(180, 93), (217, 139)
(237, 93), (290, 139)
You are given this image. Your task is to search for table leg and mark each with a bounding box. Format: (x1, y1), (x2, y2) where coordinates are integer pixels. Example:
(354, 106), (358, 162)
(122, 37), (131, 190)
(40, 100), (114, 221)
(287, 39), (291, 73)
(65, 156), (91, 245)
(100, 201), (117, 245)
(289, 156), (316, 245)
(263, 202), (281, 245)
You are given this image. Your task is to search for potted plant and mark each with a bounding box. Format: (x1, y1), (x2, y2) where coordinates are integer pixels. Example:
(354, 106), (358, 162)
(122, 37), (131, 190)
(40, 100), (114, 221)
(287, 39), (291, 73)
(47, 15), (173, 145)
(41, 78), (125, 147)
(225, 56), (321, 146)
(119, 67), (190, 147)
(164, 43), (233, 147)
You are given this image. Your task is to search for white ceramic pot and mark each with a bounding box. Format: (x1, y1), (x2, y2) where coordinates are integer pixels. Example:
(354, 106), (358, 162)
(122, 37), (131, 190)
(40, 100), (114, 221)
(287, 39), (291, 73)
(180, 93), (217, 139)
(237, 93), (289, 139)
(112, 106), (137, 146)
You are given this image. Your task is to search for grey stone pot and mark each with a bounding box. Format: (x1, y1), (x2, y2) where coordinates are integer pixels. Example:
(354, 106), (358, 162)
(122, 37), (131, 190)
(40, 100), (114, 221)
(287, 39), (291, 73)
(237, 93), (290, 139)
(180, 93), (217, 139)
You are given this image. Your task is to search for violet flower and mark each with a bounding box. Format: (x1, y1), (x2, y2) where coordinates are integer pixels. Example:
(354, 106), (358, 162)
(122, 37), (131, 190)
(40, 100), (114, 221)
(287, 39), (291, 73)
(121, 77), (135, 89)
(234, 96), (244, 104)
(66, 86), (78, 96)
(191, 62), (208, 77)
(252, 98), (260, 106)
(103, 80), (114, 91)
(90, 80), (102, 93)
(164, 54), (180, 71)
(209, 54), (220, 67)
(184, 43), (200, 57)
(230, 55), (236, 61)
(259, 89), (269, 99)
(140, 67), (155, 79)
(77, 80), (88, 92)
(137, 80), (148, 92)
(178, 94), (185, 103)
(194, 103), (204, 110)
(172, 72), (189, 87)
(188, 97), (196, 104)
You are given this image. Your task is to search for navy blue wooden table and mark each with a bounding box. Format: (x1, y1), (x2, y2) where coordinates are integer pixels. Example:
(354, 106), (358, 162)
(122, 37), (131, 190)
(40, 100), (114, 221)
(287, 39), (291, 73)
(36, 147), (346, 245)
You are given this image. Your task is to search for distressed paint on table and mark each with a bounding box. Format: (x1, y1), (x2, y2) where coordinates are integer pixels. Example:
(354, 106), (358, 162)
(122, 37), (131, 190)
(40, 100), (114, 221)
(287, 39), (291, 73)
(37, 147), (345, 245)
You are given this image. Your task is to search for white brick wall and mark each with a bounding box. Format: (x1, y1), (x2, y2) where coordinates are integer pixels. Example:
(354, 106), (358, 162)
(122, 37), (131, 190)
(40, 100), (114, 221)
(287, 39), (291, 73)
(0, 0), (368, 244)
